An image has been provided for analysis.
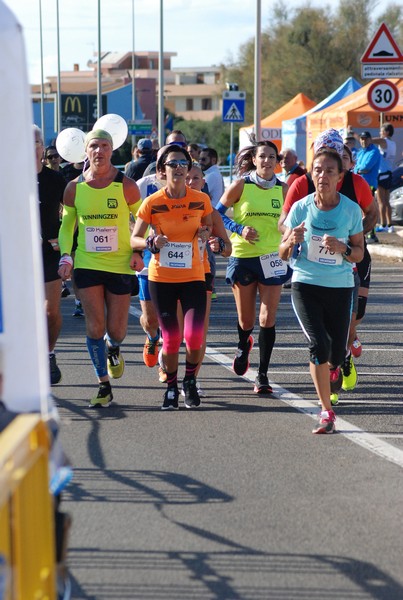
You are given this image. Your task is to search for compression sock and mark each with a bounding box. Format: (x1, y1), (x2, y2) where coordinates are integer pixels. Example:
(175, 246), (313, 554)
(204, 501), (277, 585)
(86, 336), (108, 378)
(258, 325), (276, 374)
(237, 322), (254, 347)
(184, 361), (198, 380)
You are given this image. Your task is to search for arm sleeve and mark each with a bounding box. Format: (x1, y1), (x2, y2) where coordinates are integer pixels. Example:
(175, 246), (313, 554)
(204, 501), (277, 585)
(58, 205), (77, 256)
(216, 201), (244, 235)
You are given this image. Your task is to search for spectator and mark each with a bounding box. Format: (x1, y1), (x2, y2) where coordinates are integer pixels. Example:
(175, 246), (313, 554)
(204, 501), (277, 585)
(199, 147), (225, 207)
(125, 138), (154, 181)
(279, 148), (306, 186)
(44, 145), (63, 172)
(353, 131), (381, 244)
(372, 124), (397, 233)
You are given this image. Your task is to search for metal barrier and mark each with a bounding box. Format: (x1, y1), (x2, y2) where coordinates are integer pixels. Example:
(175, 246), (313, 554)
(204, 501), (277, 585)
(0, 414), (56, 599)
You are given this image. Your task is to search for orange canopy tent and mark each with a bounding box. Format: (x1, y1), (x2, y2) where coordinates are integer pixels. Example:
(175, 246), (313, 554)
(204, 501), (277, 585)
(239, 93), (316, 152)
(306, 78), (403, 167)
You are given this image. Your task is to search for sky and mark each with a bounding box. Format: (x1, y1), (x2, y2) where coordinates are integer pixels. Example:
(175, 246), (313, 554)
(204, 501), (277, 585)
(5, 0), (319, 84)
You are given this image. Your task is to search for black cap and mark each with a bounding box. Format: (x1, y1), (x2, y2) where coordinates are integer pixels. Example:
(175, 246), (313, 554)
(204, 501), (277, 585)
(360, 131), (371, 139)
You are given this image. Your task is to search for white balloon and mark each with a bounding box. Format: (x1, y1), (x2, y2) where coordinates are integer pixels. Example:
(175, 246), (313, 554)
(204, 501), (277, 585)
(93, 114), (128, 150)
(56, 128), (86, 163)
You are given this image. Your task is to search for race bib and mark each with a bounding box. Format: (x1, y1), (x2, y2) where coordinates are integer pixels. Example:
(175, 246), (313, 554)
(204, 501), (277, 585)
(307, 235), (342, 266)
(85, 226), (118, 252)
(260, 252), (287, 278)
(159, 242), (192, 269)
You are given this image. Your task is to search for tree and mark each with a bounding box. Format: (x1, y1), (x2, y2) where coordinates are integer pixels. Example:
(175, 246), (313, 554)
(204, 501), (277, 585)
(222, 0), (397, 123)
(174, 117), (240, 165)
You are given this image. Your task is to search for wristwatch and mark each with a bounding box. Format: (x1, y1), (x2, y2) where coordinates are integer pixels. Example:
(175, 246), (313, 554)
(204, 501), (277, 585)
(343, 243), (352, 257)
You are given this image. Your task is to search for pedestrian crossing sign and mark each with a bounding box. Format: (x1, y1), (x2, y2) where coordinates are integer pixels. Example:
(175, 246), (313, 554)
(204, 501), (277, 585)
(222, 91), (245, 123)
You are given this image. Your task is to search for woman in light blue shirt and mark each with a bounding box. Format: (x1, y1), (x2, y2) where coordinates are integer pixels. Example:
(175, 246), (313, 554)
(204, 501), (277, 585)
(279, 149), (364, 434)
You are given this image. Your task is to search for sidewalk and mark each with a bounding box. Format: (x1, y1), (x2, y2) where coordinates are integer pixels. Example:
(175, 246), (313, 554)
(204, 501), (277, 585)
(366, 226), (403, 261)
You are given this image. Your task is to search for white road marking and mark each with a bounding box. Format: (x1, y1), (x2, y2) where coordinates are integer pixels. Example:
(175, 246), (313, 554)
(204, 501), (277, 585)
(129, 305), (403, 468)
(205, 347), (403, 470)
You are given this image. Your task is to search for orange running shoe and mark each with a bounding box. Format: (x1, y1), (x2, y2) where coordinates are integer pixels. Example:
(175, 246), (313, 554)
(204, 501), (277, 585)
(143, 336), (160, 368)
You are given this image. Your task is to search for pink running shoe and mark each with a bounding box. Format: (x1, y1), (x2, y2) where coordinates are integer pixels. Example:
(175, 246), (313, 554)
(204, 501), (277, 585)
(351, 336), (362, 358)
(312, 410), (336, 434)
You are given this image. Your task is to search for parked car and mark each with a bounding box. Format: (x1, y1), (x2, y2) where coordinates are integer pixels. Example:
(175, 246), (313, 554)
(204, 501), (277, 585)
(390, 164), (403, 225)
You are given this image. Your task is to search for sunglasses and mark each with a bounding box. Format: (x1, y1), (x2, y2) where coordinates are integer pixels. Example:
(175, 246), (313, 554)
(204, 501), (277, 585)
(47, 154), (59, 160)
(164, 159), (189, 169)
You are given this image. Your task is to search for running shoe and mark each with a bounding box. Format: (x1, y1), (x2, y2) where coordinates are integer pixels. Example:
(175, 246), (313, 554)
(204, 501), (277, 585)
(143, 336), (160, 368)
(330, 366), (342, 394)
(72, 302), (84, 317)
(61, 282), (71, 298)
(181, 379), (206, 398)
(158, 366), (168, 383)
(182, 377), (201, 408)
(312, 410), (336, 434)
(366, 232), (379, 244)
(233, 335), (254, 376)
(253, 373), (273, 394)
(49, 354), (62, 385)
(375, 225), (388, 233)
(211, 291), (217, 302)
(342, 354), (357, 391)
(90, 382), (113, 407)
(161, 387), (179, 410)
(158, 348), (168, 383)
(330, 393), (339, 406)
(106, 344), (125, 379)
(387, 225), (395, 233)
(350, 336), (362, 358)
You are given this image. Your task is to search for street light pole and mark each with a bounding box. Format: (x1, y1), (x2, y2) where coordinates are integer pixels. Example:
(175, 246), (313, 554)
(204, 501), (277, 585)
(56, 0), (61, 133)
(254, 0), (262, 142)
(158, 0), (164, 147)
(97, 0), (102, 120)
(39, 0), (45, 137)
(131, 0), (136, 148)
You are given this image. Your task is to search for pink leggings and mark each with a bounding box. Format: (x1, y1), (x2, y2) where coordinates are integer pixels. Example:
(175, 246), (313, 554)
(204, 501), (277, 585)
(148, 280), (206, 353)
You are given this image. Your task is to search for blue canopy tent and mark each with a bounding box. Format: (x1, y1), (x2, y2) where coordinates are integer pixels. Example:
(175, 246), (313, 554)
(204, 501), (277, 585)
(281, 77), (362, 164)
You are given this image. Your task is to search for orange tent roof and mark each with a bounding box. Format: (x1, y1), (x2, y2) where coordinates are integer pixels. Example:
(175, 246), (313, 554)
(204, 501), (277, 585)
(241, 93), (316, 131)
(306, 78), (403, 165)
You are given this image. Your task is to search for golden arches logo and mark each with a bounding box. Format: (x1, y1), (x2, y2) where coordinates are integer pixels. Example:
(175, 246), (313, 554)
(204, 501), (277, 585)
(64, 96), (82, 113)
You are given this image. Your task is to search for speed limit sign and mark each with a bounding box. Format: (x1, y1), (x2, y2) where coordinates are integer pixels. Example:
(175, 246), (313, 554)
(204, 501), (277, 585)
(367, 80), (399, 112)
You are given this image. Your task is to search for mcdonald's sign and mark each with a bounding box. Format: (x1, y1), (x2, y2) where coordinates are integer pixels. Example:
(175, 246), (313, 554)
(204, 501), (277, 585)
(64, 95), (83, 114)
(61, 94), (107, 130)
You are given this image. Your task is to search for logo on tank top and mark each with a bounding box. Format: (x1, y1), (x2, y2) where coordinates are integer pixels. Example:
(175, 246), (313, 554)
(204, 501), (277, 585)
(271, 199), (281, 209)
(107, 198), (118, 209)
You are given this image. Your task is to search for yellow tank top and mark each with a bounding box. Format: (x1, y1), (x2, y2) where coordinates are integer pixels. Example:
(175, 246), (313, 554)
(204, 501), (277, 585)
(74, 173), (133, 274)
(230, 177), (284, 258)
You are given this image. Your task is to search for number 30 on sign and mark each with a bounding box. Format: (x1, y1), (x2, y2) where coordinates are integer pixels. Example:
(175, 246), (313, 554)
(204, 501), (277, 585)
(367, 80), (399, 112)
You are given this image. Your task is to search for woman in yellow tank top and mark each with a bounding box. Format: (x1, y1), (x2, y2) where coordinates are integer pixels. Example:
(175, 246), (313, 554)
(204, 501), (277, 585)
(216, 141), (289, 395)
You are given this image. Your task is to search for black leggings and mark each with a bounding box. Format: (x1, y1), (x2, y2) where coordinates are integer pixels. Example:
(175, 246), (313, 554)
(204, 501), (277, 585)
(291, 282), (353, 366)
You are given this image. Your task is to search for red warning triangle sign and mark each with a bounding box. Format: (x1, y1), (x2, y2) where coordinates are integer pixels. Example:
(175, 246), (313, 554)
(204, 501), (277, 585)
(361, 22), (403, 63)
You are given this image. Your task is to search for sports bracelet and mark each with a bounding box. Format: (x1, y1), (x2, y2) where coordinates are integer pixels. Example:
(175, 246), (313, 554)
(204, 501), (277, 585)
(146, 235), (160, 254)
(58, 255), (73, 267)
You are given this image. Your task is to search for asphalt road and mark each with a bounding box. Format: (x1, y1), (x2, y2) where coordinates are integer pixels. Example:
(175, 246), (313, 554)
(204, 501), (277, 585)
(55, 253), (403, 600)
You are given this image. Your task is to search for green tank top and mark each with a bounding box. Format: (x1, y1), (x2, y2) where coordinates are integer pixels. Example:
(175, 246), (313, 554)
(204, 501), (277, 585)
(74, 172), (133, 274)
(231, 177), (284, 258)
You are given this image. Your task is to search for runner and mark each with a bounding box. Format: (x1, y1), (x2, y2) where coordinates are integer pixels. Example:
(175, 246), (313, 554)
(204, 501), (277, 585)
(130, 145), (213, 410)
(279, 148), (364, 434)
(57, 129), (143, 407)
(216, 141), (290, 394)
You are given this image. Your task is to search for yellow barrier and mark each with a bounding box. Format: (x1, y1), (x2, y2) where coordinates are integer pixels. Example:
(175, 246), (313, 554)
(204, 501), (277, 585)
(0, 414), (56, 600)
